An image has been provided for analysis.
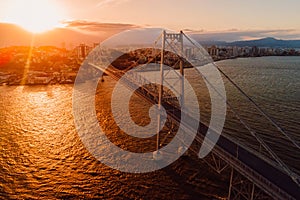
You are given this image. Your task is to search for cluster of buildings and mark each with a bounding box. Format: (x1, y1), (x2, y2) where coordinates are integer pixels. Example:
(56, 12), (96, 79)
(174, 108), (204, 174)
(0, 42), (299, 85)
(183, 45), (299, 61)
(0, 45), (84, 85)
(204, 45), (299, 60)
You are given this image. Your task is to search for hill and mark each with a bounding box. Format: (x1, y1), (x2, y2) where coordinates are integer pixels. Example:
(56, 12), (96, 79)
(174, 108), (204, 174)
(198, 37), (300, 48)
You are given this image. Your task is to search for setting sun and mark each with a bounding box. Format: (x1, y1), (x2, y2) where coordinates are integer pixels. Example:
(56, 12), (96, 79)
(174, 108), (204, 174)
(2, 0), (63, 33)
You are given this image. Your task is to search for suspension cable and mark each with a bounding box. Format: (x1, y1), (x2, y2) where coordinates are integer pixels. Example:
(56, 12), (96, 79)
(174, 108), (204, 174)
(182, 32), (300, 150)
(215, 64), (300, 150)
(182, 32), (300, 184)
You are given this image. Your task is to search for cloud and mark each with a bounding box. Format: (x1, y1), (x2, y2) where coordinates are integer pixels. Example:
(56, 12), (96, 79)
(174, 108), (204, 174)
(189, 29), (300, 42)
(96, 0), (131, 8)
(62, 21), (300, 43)
(63, 20), (139, 33)
(182, 28), (204, 33)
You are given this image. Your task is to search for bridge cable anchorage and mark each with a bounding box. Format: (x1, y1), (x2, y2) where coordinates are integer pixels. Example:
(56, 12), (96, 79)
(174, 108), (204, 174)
(182, 32), (300, 186)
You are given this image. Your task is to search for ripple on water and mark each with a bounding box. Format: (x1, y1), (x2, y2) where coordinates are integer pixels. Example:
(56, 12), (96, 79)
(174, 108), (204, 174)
(0, 57), (299, 199)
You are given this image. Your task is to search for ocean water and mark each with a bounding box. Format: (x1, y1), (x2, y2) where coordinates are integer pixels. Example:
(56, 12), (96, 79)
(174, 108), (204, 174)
(0, 56), (299, 199)
(217, 56), (300, 175)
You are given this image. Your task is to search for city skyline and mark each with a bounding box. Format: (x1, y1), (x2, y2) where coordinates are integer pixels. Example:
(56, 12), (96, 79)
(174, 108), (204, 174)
(0, 0), (300, 41)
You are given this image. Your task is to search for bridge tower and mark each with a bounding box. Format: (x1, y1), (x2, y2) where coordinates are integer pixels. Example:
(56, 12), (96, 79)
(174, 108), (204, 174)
(155, 30), (185, 155)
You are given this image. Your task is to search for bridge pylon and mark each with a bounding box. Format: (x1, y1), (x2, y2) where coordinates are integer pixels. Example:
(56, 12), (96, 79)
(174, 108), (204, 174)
(155, 30), (185, 155)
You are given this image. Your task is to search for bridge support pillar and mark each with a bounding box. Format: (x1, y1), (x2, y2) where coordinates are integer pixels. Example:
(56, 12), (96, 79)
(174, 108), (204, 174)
(156, 30), (166, 153)
(179, 31), (184, 107)
(156, 30), (185, 152)
(228, 167), (271, 200)
(204, 151), (229, 174)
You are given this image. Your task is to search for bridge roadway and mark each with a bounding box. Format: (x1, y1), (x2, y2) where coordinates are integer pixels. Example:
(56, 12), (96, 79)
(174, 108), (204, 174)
(90, 63), (300, 199)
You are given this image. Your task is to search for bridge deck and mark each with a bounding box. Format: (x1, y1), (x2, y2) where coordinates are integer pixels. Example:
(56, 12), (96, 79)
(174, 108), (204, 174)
(90, 63), (299, 199)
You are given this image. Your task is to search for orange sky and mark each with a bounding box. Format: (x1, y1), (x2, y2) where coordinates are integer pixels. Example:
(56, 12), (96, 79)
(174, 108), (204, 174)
(0, 0), (299, 41)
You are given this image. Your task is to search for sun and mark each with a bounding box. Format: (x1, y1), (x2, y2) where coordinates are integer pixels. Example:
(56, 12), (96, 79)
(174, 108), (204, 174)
(3, 0), (64, 33)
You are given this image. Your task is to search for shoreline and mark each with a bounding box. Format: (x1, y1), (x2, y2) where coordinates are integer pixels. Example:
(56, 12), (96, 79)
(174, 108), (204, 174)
(1, 55), (299, 87)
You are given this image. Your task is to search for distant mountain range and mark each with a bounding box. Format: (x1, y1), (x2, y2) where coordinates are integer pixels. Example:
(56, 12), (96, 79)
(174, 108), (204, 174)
(198, 37), (300, 48)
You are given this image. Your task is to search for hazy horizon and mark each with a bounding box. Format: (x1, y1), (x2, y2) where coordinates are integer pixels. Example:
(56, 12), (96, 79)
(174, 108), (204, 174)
(0, 0), (300, 47)
(1, 22), (300, 48)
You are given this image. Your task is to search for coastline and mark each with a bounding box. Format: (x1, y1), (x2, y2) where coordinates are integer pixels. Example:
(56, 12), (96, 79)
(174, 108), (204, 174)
(0, 55), (299, 86)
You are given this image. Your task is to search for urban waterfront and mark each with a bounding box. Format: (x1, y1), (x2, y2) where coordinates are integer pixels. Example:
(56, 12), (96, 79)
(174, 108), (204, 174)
(0, 43), (299, 86)
(0, 56), (299, 199)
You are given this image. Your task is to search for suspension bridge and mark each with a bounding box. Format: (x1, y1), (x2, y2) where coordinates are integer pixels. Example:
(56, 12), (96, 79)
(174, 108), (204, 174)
(86, 30), (300, 200)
